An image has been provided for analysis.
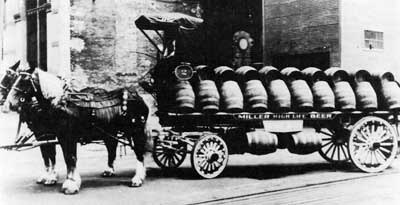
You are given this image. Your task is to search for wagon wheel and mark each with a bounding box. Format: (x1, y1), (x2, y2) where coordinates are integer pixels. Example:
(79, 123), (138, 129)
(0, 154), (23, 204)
(191, 134), (228, 179)
(153, 137), (187, 169)
(318, 127), (350, 163)
(349, 116), (398, 173)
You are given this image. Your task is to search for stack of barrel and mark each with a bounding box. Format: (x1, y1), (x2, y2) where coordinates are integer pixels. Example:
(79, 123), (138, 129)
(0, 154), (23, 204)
(170, 65), (400, 113)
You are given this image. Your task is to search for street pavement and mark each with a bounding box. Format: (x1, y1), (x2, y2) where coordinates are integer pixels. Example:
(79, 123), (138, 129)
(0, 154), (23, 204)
(0, 112), (400, 205)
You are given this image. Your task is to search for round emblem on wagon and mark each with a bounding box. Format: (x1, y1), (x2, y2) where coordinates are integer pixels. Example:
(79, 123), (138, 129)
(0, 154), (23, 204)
(174, 64), (193, 81)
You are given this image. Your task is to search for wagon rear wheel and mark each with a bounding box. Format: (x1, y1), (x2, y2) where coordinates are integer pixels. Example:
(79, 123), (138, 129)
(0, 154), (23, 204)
(191, 134), (228, 179)
(153, 138), (187, 169)
(318, 127), (350, 163)
(348, 116), (398, 173)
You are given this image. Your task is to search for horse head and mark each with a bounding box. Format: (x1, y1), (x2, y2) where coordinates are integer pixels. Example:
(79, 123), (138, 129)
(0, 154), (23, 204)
(3, 66), (39, 112)
(0, 61), (20, 105)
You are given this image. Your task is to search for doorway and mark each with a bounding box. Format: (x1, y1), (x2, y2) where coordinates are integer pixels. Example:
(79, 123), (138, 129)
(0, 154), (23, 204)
(26, 0), (48, 70)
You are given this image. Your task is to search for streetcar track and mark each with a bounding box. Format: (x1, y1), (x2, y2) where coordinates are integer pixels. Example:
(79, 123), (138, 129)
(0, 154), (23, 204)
(188, 171), (398, 205)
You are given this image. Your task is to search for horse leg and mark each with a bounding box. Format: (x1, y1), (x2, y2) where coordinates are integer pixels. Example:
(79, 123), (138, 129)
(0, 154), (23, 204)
(59, 136), (81, 194)
(130, 130), (147, 187)
(38, 143), (58, 185)
(102, 137), (118, 177)
(36, 145), (51, 184)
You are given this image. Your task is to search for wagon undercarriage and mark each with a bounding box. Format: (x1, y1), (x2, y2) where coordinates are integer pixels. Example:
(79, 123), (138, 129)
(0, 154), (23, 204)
(152, 111), (400, 178)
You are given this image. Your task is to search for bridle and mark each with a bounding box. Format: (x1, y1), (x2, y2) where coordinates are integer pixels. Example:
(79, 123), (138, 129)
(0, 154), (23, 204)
(6, 71), (39, 105)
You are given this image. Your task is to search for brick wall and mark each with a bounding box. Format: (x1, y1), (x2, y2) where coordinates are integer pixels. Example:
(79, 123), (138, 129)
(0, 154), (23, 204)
(70, 0), (202, 91)
(263, 0), (340, 68)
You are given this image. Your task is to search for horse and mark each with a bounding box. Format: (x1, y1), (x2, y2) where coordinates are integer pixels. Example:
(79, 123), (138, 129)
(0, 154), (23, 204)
(3, 67), (150, 194)
(0, 62), (60, 185)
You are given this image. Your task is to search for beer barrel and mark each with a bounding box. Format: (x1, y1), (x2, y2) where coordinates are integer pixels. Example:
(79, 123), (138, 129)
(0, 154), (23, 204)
(369, 71), (400, 110)
(290, 80), (314, 111)
(259, 66), (291, 111)
(246, 130), (278, 155)
(352, 70), (378, 110)
(302, 67), (335, 111)
(325, 67), (350, 83)
(281, 67), (313, 111)
(287, 131), (322, 155)
(215, 66), (243, 112)
(197, 80), (220, 113)
(259, 66), (282, 81)
(281, 67), (303, 80)
(334, 81), (356, 110)
(325, 67), (356, 110)
(236, 66), (259, 81)
(302, 67), (328, 82)
(236, 66), (268, 112)
(381, 81), (400, 110)
(214, 66), (236, 81)
(219, 81), (244, 112)
(312, 81), (335, 111)
(173, 80), (195, 113)
(266, 79), (291, 111)
(243, 80), (268, 112)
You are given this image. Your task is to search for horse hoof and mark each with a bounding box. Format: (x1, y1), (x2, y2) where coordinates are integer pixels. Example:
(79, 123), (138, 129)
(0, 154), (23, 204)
(101, 168), (115, 177)
(130, 178), (143, 187)
(44, 172), (58, 186)
(61, 179), (79, 195)
(36, 174), (47, 184)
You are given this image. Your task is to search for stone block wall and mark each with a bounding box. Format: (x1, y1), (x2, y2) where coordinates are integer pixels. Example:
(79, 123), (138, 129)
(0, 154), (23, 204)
(263, 0), (340, 67)
(70, 0), (202, 91)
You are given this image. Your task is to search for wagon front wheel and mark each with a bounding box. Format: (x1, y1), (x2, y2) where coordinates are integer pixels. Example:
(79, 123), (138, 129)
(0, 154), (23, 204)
(318, 127), (350, 163)
(191, 134), (228, 179)
(153, 138), (187, 169)
(348, 116), (398, 173)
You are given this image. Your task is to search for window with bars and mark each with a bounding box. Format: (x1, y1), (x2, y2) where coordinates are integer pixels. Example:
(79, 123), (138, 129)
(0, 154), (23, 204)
(364, 30), (384, 50)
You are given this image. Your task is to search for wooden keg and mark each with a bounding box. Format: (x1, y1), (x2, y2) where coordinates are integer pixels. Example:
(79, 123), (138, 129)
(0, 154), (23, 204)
(334, 81), (356, 110)
(243, 80), (268, 112)
(236, 66), (268, 112)
(290, 80), (314, 111)
(173, 80), (195, 113)
(369, 71), (400, 110)
(267, 79), (291, 111)
(196, 80), (220, 113)
(220, 81), (243, 112)
(259, 66), (282, 81)
(287, 131), (322, 155)
(352, 70), (378, 110)
(312, 81), (335, 111)
(381, 81), (400, 110)
(246, 130), (278, 155)
(325, 67), (350, 82)
(214, 66), (243, 112)
(259, 66), (291, 111)
(325, 67), (356, 110)
(302, 67), (335, 110)
(281, 67), (313, 111)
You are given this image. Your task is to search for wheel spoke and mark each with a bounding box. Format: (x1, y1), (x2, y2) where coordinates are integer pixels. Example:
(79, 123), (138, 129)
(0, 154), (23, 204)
(379, 146), (391, 154)
(340, 145), (348, 160)
(320, 130), (333, 137)
(330, 145), (337, 160)
(321, 141), (333, 148)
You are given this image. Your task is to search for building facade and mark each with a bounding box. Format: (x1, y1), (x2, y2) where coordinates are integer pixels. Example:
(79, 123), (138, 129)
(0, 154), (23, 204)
(1, 0), (400, 90)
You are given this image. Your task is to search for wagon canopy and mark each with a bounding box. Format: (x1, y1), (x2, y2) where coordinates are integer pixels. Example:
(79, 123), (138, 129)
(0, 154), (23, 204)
(135, 13), (205, 64)
(135, 13), (203, 31)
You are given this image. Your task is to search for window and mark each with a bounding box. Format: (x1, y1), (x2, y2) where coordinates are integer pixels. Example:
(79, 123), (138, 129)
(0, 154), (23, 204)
(364, 30), (383, 50)
(26, 0), (50, 70)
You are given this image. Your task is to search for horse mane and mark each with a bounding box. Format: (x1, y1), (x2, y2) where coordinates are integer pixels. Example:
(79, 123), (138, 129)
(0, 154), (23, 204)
(35, 68), (66, 106)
